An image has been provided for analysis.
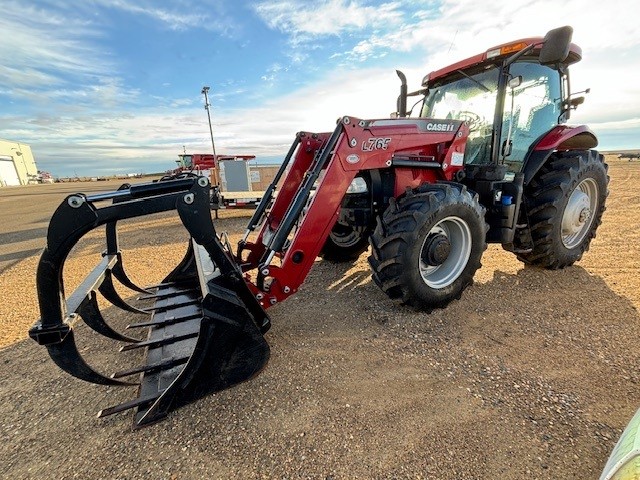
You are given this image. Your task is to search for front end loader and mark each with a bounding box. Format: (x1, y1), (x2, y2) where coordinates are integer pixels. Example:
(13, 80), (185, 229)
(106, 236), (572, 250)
(29, 26), (608, 428)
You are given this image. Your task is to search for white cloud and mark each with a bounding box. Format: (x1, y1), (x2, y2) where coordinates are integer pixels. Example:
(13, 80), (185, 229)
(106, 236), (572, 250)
(261, 63), (287, 83)
(3, 64), (402, 175)
(254, 0), (403, 38)
(4, 0), (640, 177)
(96, 0), (231, 33)
(0, 2), (112, 93)
(335, 0), (640, 65)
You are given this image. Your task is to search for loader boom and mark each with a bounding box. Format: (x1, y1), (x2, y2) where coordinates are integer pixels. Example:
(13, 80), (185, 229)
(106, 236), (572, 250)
(237, 116), (469, 305)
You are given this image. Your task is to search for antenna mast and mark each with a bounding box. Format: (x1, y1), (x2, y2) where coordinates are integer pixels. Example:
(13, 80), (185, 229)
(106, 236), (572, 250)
(201, 86), (217, 158)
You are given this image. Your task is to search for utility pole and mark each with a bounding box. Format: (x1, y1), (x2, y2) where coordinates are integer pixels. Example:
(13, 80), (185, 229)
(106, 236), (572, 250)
(201, 86), (217, 158)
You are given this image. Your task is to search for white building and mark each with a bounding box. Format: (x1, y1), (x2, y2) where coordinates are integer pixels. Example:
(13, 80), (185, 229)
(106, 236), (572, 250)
(0, 139), (38, 186)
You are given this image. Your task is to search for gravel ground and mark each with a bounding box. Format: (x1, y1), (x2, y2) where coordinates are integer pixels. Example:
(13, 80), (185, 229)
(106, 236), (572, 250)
(1, 157), (639, 479)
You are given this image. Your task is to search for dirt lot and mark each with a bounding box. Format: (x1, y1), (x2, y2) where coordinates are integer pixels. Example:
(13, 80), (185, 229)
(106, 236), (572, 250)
(1, 157), (639, 479)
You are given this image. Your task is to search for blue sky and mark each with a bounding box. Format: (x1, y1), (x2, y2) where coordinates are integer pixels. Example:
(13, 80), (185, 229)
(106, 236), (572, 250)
(2, 0), (639, 177)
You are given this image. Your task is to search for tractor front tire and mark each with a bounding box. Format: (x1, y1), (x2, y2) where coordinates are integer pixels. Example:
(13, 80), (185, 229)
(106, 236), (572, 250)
(517, 151), (608, 269)
(320, 224), (371, 262)
(368, 183), (487, 312)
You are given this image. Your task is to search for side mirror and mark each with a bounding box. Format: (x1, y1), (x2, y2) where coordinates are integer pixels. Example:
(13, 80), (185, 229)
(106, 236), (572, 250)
(570, 96), (585, 108)
(539, 26), (573, 65)
(508, 75), (523, 90)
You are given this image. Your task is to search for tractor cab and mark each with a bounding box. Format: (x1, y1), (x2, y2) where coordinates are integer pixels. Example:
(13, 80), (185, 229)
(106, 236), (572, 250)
(420, 60), (564, 172)
(415, 26), (584, 176)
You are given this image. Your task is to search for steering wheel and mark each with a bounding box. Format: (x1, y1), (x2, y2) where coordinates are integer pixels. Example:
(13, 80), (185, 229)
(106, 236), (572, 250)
(456, 111), (483, 130)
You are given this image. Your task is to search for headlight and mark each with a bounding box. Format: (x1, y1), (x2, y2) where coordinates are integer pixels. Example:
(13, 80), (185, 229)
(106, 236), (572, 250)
(346, 177), (368, 194)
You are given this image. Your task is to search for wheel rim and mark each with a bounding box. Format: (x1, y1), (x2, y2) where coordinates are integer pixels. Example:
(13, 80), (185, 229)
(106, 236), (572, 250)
(330, 224), (363, 248)
(561, 178), (599, 249)
(419, 216), (472, 289)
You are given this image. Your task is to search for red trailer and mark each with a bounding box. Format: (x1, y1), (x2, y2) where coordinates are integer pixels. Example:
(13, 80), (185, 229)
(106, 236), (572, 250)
(175, 153), (256, 188)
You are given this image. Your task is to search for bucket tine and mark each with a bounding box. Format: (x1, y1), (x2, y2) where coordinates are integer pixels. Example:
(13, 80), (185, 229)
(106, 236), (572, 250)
(119, 331), (199, 352)
(135, 282), (270, 427)
(98, 393), (162, 418)
(137, 288), (194, 301)
(111, 252), (152, 294)
(111, 356), (189, 379)
(126, 312), (201, 329)
(77, 291), (141, 343)
(46, 330), (137, 386)
(97, 269), (148, 315)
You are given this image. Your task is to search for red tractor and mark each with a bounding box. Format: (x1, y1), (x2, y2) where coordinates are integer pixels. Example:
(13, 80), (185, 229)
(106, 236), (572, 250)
(29, 26), (608, 428)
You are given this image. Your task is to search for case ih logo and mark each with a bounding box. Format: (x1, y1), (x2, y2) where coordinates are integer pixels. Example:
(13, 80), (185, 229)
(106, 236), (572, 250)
(362, 137), (391, 152)
(425, 122), (456, 132)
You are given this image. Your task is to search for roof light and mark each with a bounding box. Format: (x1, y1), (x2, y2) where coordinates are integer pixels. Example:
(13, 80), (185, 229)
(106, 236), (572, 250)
(487, 41), (529, 59)
(421, 74), (430, 86)
(599, 407), (640, 480)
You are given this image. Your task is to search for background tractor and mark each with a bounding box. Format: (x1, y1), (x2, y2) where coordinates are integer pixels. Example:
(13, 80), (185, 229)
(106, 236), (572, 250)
(29, 26), (608, 428)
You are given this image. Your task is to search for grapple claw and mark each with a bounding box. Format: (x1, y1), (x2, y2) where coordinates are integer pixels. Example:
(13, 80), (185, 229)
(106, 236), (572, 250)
(76, 291), (140, 343)
(45, 330), (137, 386)
(30, 176), (272, 429)
(97, 269), (148, 315)
(111, 252), (152, 294)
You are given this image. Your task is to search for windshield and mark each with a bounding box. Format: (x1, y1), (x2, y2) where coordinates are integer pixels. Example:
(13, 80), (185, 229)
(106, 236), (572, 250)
(181, 155), (193, 169)
(420, 66), (500, 164)
(420, 67), (500, 120)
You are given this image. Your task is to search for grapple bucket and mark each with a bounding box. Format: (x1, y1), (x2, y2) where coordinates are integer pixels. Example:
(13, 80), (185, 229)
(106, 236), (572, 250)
(29, 176), (270, 428)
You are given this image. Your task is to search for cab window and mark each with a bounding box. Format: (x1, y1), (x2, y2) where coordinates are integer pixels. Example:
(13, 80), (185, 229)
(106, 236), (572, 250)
(502, 62), (562, 169)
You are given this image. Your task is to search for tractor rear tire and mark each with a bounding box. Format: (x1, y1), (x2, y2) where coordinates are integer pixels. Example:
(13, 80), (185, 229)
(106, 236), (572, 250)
(320, 224), (371, 262)
(517, 151), (608, 269)
(368, 183), (487, 312)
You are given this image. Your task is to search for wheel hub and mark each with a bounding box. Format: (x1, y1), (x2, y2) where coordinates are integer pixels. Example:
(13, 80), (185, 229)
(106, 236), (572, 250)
(561, 177), (598, 248)
(422, 233), (451, 266)
(562, 192), (591, 236)
(578, 207), (591, 223)
(418, 215), (473, 290)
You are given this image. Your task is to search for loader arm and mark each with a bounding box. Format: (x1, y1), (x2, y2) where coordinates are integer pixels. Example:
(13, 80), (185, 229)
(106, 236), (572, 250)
(238, 116), (470, 307)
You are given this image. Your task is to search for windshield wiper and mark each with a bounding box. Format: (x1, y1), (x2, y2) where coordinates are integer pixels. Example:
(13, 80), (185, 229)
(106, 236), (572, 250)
(456, 69), (491, 93)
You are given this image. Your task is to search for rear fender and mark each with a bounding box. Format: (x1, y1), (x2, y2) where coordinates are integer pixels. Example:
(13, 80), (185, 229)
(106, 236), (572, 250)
(523, 125), (598, 185)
